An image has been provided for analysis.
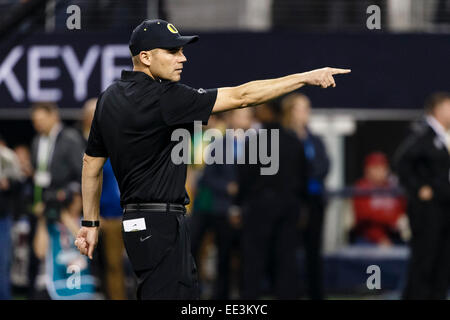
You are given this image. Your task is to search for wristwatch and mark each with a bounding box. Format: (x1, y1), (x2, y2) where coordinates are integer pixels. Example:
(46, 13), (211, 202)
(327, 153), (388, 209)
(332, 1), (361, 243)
(81, 220), (100, 227)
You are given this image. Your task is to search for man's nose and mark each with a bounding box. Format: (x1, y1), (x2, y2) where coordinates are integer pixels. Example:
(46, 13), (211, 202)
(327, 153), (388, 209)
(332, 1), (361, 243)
(179, 52), (187, 63)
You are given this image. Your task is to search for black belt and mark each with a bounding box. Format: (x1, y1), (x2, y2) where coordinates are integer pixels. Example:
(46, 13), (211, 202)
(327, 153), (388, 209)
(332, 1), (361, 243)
(123, 203), (186, 214)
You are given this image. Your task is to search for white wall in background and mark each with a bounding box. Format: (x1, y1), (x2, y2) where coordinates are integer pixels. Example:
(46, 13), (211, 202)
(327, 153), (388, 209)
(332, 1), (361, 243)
(388, 0), (440, 32)
(167, 0), (243, 30)
(166, 0), (271, 31)
(310, 115), (356, 253)
(387, 0), (413, 31)
(241, 0), (272, 31)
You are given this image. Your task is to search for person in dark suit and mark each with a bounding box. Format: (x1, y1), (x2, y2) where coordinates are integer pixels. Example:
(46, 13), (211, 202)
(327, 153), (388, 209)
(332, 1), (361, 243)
(237, 103), (307, 299)
(30, 102), (85, 219)
(281, 93), (330, 300)
(394, 92), (450, 300)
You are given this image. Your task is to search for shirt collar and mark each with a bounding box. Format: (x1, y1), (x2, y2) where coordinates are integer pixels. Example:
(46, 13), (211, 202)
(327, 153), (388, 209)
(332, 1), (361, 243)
(40, 123), (62, 140)
(50, 123), (62, 139)
(426, 115), (448, 144)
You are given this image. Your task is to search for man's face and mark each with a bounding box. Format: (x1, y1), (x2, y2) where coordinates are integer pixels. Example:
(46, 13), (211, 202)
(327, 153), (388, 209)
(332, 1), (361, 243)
(365, 164), (388, 185)
(31, 109), (58, 135)
(291, 97), (311, 127)
(435, 99), (450, 130)
(148, 47), (187, 82)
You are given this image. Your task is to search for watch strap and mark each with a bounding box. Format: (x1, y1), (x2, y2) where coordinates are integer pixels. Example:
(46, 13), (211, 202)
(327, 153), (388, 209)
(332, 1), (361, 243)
(81, 220), (100, 227)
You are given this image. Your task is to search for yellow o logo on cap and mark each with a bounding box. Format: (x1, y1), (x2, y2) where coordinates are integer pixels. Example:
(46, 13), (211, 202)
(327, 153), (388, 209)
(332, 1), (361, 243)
(167, 23), (179, 34)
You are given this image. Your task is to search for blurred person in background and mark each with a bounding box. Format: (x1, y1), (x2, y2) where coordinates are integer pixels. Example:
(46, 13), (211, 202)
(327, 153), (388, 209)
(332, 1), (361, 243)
(281, 93), (330, 300)
(32, 187), (95, 299)
(80, 98), (127, 300)
(188, 114), (226, 298)
(184, 116), (225, 297)
(350, 152), (406, 247)
(237, 103), (307, 299)
(12, 145), (33, 193)
(10, 145), (36, 298)
(0, 134), (23, 299)
(30, 102), (94, 299)
(185, 115), (227, 214)
(189, 109), (253, 299)
(395, 92), (450, 300)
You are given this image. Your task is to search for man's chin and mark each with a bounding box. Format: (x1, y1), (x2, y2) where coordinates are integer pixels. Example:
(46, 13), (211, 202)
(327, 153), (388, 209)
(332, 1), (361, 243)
(160, 75), (181, 82)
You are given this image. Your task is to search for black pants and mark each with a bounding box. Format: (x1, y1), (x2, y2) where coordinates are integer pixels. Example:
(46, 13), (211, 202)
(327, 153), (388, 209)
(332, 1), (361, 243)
(300, 196), (325, 300)
(121, 210), (199, 300)
(403, 201), (450, 299)
(189, 211), (240, 299)
(241, 200), (299, 299)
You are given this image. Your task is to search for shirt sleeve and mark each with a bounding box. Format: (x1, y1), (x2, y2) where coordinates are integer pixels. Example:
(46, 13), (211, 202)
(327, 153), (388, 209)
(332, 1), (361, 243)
(85, 97), (108, 157)
(160, 82), (218, 126)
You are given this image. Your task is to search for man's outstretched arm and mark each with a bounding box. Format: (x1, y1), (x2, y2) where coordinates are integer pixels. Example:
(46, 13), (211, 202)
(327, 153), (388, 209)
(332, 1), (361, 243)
(75, 154), (106, 259)
(212, 67), (351, 114)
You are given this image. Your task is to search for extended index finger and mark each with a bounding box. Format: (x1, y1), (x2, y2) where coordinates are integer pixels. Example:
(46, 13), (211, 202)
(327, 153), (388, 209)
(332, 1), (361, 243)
(330, 68), (351, 75)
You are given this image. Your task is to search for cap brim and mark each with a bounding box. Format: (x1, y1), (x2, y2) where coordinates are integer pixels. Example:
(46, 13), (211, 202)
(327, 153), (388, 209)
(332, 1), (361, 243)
(160, 35), (199, 49)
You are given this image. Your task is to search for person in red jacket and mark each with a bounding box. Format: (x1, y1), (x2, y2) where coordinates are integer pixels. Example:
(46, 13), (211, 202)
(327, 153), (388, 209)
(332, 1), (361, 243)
(350, 152), (406, 246)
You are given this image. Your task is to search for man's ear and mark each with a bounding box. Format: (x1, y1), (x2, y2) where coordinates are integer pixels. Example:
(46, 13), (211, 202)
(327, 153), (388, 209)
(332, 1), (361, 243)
(139, 51), (152, 67)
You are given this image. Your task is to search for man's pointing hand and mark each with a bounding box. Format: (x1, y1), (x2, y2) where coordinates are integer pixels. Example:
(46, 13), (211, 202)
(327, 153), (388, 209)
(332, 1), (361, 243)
(305, 67), (351, 88)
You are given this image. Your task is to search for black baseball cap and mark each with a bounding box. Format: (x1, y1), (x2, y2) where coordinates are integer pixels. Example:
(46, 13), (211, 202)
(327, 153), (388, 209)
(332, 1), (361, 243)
(129, 19), (199, 56)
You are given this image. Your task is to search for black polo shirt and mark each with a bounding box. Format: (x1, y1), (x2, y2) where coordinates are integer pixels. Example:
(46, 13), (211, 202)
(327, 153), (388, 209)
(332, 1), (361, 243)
(85, 70), (217, 206)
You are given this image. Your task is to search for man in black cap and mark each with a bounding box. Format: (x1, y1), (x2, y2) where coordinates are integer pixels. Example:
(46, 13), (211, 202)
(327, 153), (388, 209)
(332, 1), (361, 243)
(74, 19), (351, 300)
